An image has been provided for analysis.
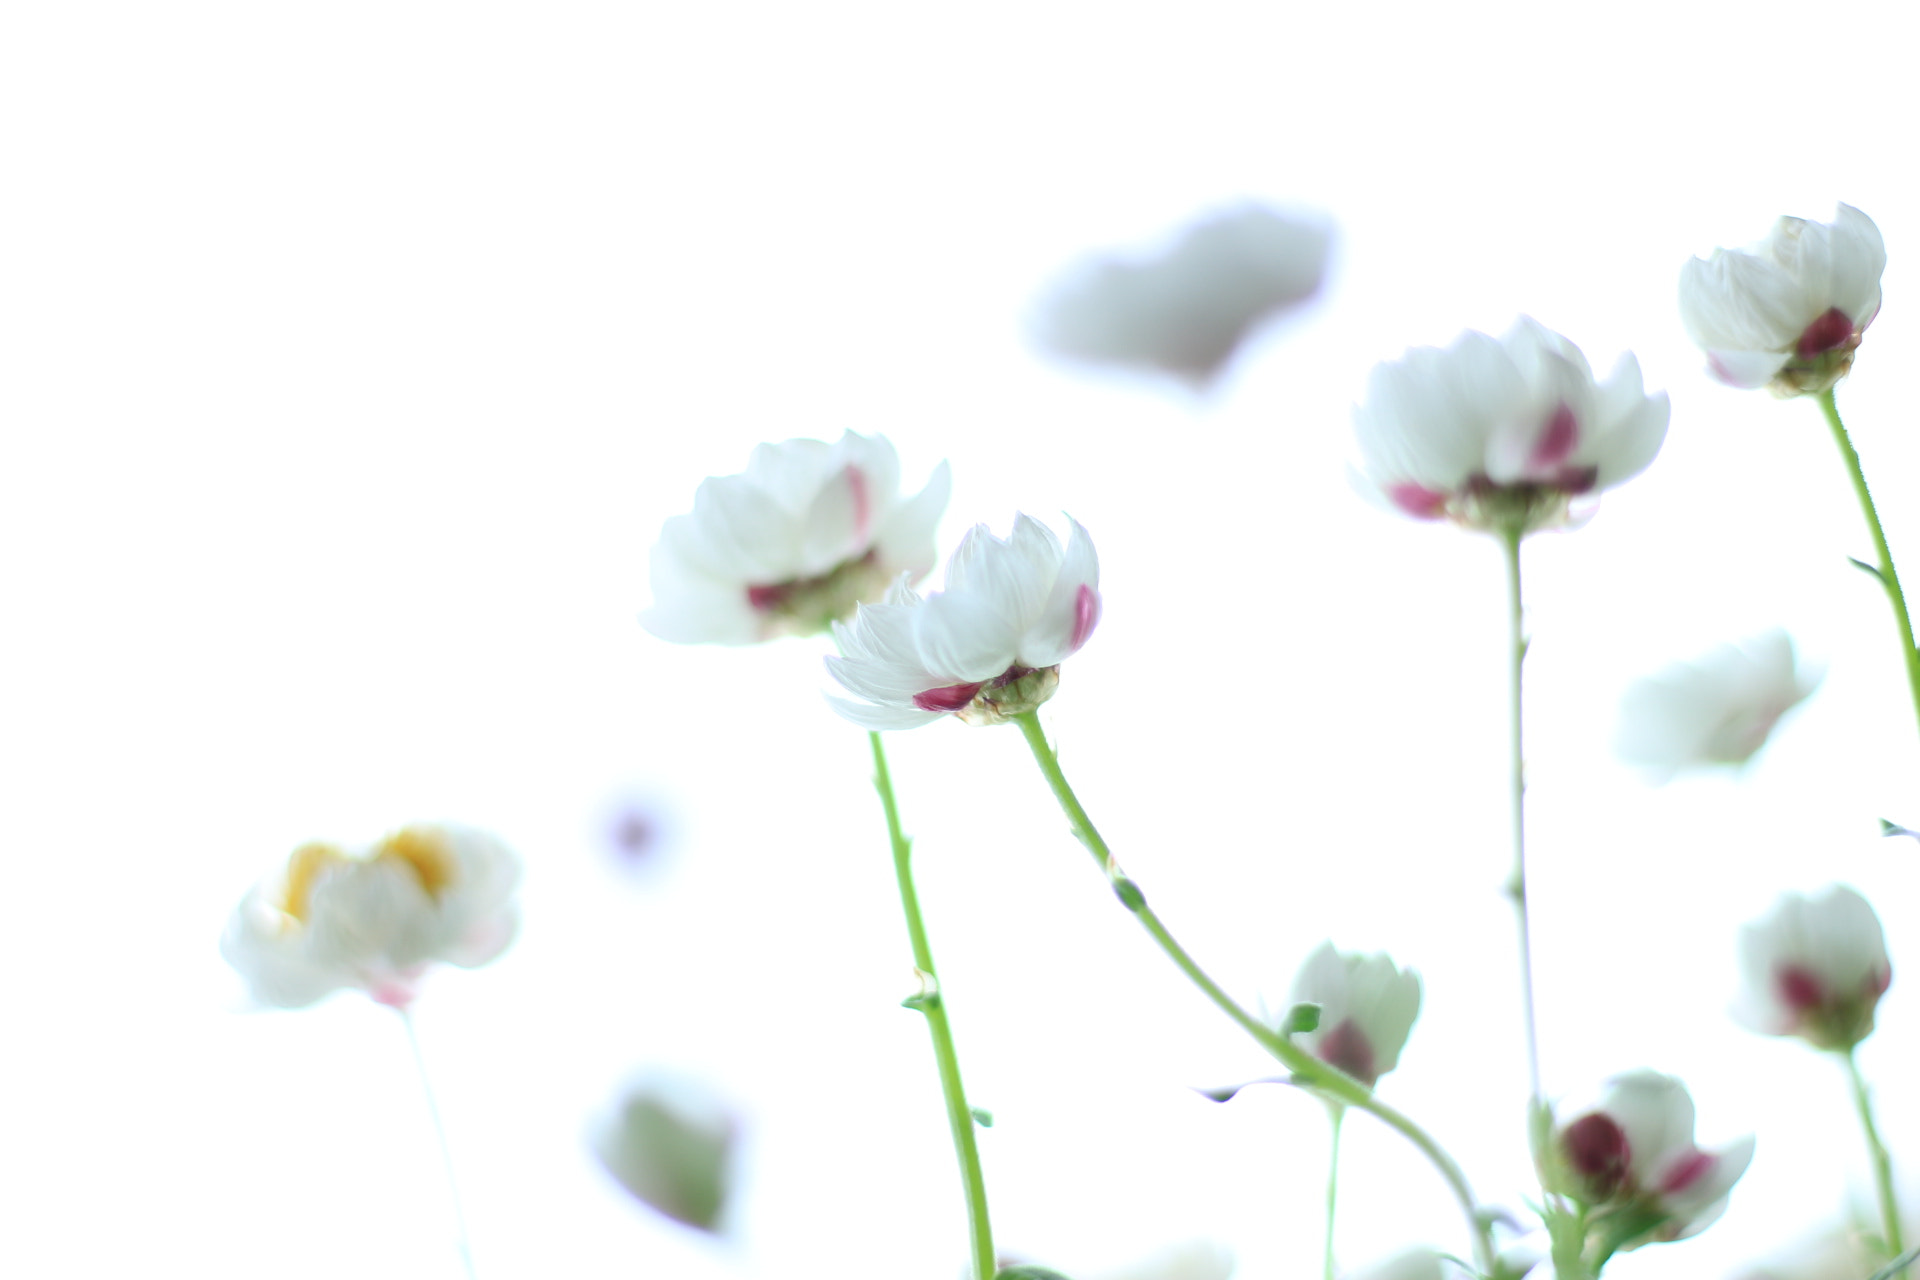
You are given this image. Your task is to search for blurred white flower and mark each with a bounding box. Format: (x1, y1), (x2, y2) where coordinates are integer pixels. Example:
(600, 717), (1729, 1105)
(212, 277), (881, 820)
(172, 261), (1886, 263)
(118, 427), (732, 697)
(591, 1075), (737, 1234)
(1614, 630), (1818, 782)
(1089, 1241), (1236, 1280)
(1282, 942), (1421, 1088)
(1734, 884), (1892, 1051)
(825, 514), (1101, 729)
(222, 824), (521, 1010)
(1344, 1248), (1447, 1280)
(1548, 1070), (1754, 1249)
(1732, 1224), (1884, 1280)
(1679, 204), (1885, 396)
(643, 432), (951, 644)
(1033, 204), (1329, 385)
(1352, 318), (1669, 534)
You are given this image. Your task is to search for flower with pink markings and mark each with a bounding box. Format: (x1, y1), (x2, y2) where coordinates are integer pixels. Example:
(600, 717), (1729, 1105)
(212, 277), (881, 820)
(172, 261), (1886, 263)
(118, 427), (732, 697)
(1351, 318), (1669, 534)
(1734, 885), (1891, 1051)
(1546, 1070), (1755, 1251)
(825, 514), (1102, 729)
(1680, 204), (1885, 397)
(643, 432), (950, 644)
(1279, 941), (1421, 1089)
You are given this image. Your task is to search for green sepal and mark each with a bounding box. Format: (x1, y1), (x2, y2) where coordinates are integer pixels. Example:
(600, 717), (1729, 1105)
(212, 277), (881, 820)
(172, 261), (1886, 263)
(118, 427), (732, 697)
(970, 1107), (994, 1128)
(1280, 1001), (1322, 1035)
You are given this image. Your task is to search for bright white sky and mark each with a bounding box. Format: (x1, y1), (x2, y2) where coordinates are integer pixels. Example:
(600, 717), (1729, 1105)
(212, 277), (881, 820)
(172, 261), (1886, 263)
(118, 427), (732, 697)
(5, 3), (1920, 1278)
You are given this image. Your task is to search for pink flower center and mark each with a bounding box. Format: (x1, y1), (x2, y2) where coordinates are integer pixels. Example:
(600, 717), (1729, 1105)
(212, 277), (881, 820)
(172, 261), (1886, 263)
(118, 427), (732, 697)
(1070, 584), (1101, 652)
(913, 682), (983, 713)
(1796, 307), (1855, 357)
(1776, 964), (1826, 1012)
(1563, 1113), (1631, 1200)
(1315, 1018), (1377, 1085)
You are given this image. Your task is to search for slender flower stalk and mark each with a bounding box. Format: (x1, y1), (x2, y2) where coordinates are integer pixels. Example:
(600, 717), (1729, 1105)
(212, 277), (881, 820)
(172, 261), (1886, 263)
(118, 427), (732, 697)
(1498, 521), (1545, 1115)
(399, 1008), (478, 1280)
(1324, 1104), (1345, 1280)
(1845, 1048), (1907, 1270)
(1818, 388), (1920, 746)
(870, 731), (995, 1280)
(1010, 710), (1494, 1275)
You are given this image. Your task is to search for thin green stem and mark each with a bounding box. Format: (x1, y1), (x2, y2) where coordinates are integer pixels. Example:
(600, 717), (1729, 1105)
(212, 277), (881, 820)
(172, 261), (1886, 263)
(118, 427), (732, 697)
(397, 1008), (478, 1280)
(1324, 1104), (1345, 1280)
(1846, 1047), (1906, 1268)
(1819, 387), (1920, 744)
(1011, 710), (1495, 1276)
(1497, 522), (1544, 1115)
(870, 731), (996, 1280)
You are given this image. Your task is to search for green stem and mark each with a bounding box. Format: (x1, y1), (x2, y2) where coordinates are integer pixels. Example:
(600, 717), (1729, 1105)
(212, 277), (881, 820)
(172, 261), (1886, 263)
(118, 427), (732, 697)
(1325, 1104), (1345, 1280)
(1011, 710), (1495, 1276)
(1846, 1047), (1906, 1267)
(1497, 522), (1544, 1115)
(869, 731), (996, 1280)
(398, 1007), (478, 1280)
(1819, 387), (1920, 744)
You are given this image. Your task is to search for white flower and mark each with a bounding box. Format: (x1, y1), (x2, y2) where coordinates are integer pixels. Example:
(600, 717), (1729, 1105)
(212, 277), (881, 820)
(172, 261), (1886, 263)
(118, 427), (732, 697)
(1614, 630), (1818, 783)
(1089, 1242), (1236, 1280)
(1032, 204), (1330, 385)
(1549, 1070), (1755, 1249)
(825, 514), (1101, 729)
(591, 1075), (737, 1234)
(222, 824), (521, 1010)
(1282, 942), (1422, 1088)
(1352, 318), (1669, 534)
(642, 432), (951, 644)
(1679, 204), (1885, 396)
(1733, 885), (1892, 1050)
(1344, 1249), (1448, 1280)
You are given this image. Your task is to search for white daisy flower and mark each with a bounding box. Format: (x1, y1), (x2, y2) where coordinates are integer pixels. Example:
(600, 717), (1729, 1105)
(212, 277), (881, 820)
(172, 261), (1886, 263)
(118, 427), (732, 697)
(1733, 885), (1892, 1051)
(1614, 630), (1818, 783)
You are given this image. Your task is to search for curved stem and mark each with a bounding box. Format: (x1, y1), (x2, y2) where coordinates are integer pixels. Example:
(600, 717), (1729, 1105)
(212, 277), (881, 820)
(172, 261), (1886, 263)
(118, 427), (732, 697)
(870, 731), (996, 1280)
(1324, 1104), (1345, 1280)
(1011, 710), (1495, 1276)
(1846, 1047), (1906, 1267)
(397, 1007), (478, 1280)
(1819, 387), (1920, 744)
(1497, 522), (1544, 1115)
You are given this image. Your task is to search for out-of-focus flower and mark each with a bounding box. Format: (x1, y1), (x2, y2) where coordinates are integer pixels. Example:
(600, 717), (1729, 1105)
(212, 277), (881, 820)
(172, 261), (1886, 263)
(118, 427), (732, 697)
(1032, 204), (1330, 385)
(1614, 630), (1818, 783)
(1282, 942), (1421, 1088)
(1546, 1070), (1754, 1250)
(825, 514), (1101, 729)
(592, 1076), (737, 1234)
(1344, 1249), (1448, 1280)
(643, 432), (951, 644)
(1679, 204), (1885, 396)
(222, 824), (521, 1010)
(1731, 1224), (1885, 1280)
(1086, 1242), (1235, 1280)
(1352, 318), (1669, 534)
(1734, 885), (1892, 1051)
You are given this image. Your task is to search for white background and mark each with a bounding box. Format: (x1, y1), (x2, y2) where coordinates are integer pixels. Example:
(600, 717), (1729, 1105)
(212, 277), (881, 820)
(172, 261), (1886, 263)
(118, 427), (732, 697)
(4, 3), (1919, 1277)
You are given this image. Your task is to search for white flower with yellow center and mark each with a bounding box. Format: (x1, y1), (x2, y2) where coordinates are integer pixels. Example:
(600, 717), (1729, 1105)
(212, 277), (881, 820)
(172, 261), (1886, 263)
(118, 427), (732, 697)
(643, 432), (951, 644)
(222, 823), (521, 1010)
(1614, 630), (1819, 783)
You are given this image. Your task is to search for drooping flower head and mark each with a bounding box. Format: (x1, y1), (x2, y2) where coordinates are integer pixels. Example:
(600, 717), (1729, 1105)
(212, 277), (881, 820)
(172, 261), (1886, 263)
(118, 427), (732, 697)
(1282, 942), (1422, 1088)
(1033, 203), (1330, 385)
(1680, 204), (1885, 396)
(1545, 1070), (1754, 1251)
(1733, 885), (1891, 1051)
(825, 514), (1101, 729)
(1614, 630), (1819, 783)
(643, 432), (951, 644)
(222, 823), (521, 1010)
(591, 1075), (739, 1234)
(1352, 318), (1670, 534)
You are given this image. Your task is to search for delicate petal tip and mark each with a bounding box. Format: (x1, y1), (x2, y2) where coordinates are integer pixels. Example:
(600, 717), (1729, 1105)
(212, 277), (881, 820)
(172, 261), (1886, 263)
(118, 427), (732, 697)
(1069, 584), (1102, 652)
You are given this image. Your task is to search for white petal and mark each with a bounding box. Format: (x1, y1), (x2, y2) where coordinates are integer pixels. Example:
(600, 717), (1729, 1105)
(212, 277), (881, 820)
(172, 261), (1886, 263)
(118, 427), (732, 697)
(914, 591), (1020, 683)
(1021, 517), (1101, 667)
(1827, 204), (1887, 326)
(823, 693), (946, 730)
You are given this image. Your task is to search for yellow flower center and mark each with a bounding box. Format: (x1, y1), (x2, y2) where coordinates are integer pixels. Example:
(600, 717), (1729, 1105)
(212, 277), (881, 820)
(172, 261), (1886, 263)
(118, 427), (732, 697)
(372, 826), (458, 902)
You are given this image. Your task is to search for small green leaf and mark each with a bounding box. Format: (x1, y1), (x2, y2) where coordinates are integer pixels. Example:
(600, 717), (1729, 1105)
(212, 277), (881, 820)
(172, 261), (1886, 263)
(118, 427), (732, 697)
(901, 992), (941, 1012)
(1281, 1002), (1322, 1035)
(1851, 556), (1889, 584)
(970, 1107), (993, 1128)
(1111, 878), (1146, 911)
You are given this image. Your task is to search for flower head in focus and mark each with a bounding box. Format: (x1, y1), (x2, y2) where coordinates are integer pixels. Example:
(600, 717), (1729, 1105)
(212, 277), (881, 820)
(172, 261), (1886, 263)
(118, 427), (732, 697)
(591, 1075), (738, 1234)
(222, 823), (521, 1010)
(1614, 630), (1818, 783)
(1679, 204), (1885, 396)
(1281, 942), (1421, 1088)
(643, 432), (951, 644)
(1734, 884), (1891, 1051)
(825, 514), (1101, 729)
(1352, 318), (1669, 534)
(1033, 204), (1330, 386)
(1545, 1070), (1754, 1251)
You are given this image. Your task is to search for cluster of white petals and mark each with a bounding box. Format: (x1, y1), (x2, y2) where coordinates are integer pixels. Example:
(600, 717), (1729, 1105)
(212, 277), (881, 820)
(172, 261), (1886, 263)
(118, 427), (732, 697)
(222, 823), (521, 1010)
(1282, 941), (1421, 1088)
(643, 432), (950, 644)
(826, 514), (1101, 729)
(1549, 1070), (1754, 1248)
(591, 1075), (737, 1234)
(1352, 318), (1669, 533)
(1033, 204), (1329, 385)
(1734, 885), (1892, 1051)
(1679, 204), (1885, 395)
(1614, 630), (1818, 783)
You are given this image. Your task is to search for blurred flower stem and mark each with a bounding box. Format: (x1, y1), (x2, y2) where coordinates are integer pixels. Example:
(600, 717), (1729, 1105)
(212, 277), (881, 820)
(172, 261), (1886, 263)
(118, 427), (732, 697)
(1011, 710), (1495, 1275)
(1497, 521), (1545, 1116)
(869, 731), (996, 1280)
(1846, 1047), (1907, 1269)
(1818, 388), (1920, 744)
(1324, 1103), (1345, 1280)
(399, 1008), (478, 1280)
